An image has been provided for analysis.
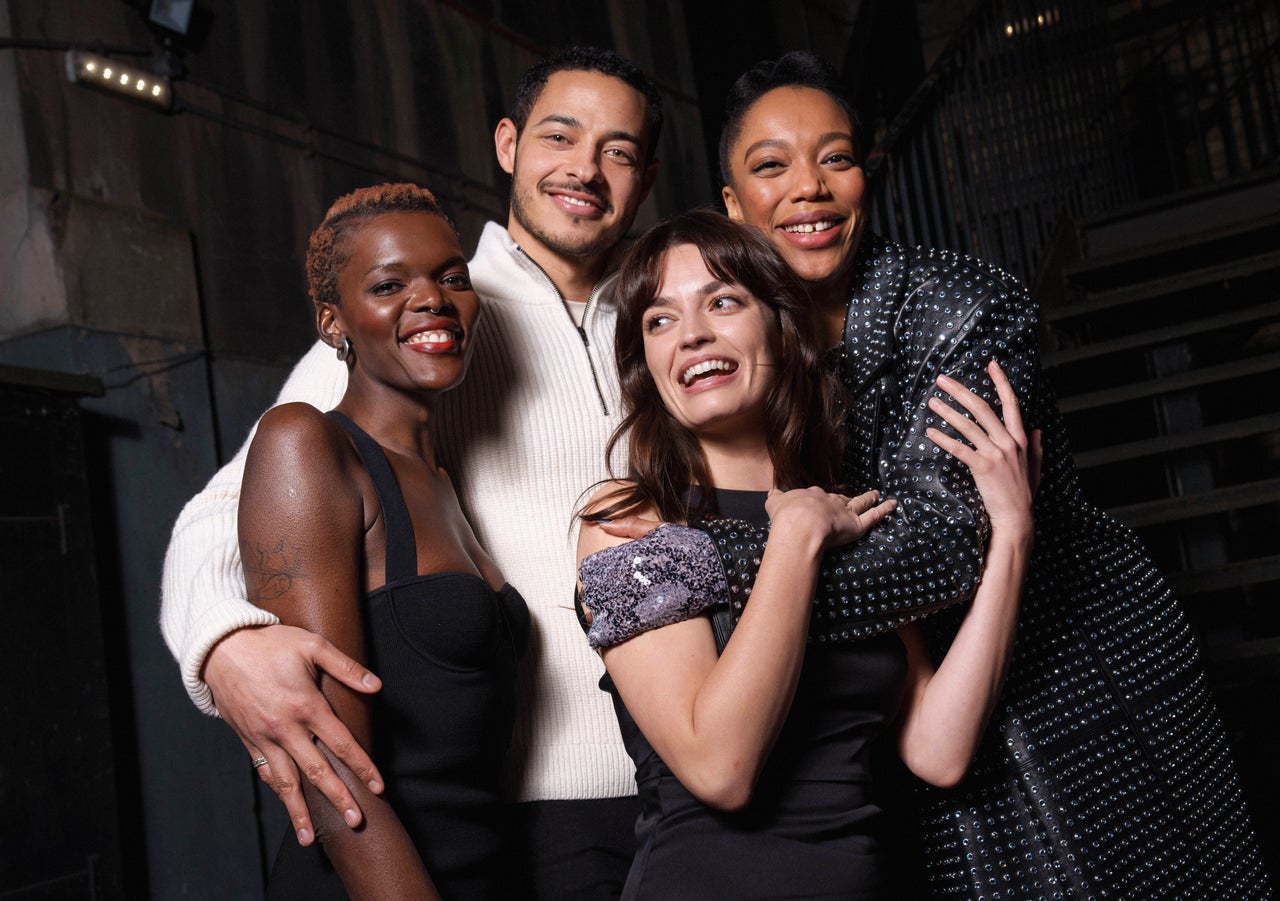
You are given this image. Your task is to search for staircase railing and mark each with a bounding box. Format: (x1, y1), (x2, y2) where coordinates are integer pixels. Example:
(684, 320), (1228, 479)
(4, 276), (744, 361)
(863, 0), (1280, 281)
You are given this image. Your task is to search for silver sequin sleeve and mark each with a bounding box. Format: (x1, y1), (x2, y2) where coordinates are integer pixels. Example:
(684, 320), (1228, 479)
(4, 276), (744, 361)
(578, 524), (728, 649)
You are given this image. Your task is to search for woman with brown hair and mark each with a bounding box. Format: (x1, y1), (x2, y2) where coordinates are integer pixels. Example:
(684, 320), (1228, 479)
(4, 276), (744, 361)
(238, 184), (528, 900)
(576, 210), (1036, 898)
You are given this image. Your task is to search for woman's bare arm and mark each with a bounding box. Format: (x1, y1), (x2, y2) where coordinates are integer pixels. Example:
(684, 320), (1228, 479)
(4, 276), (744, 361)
(580, 484), (895, 811)
(240, 403), (439, 900)
(897, 362), (1039, 787)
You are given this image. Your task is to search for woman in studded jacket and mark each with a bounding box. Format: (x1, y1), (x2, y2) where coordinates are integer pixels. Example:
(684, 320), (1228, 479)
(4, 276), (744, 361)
(708, 50), (1271, 899)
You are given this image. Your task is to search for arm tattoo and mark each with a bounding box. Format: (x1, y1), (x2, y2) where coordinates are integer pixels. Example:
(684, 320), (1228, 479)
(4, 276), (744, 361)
(245, 538), (300, 604)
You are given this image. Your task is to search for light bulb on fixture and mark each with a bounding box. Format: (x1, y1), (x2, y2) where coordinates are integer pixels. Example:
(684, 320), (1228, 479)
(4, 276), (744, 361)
(65, 49), (172, 111)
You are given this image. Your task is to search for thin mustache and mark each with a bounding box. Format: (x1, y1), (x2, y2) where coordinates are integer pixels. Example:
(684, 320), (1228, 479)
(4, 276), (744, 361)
(543, 180), (612, 213)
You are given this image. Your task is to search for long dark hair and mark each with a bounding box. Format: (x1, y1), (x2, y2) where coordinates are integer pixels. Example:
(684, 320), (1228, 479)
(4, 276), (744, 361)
(589, 210), (847, 524)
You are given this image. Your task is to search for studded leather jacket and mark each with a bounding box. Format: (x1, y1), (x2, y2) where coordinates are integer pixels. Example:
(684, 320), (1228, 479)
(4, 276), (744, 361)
(701, 234), (1272, 899)
(707, 233), (1040, 636)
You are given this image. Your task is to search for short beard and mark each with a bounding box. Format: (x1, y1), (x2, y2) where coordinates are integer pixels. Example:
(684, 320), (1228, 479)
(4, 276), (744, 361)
(509, 173), (624, 260)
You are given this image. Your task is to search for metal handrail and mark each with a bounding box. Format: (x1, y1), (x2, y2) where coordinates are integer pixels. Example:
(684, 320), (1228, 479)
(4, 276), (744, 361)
(863, 0), (1280, 282)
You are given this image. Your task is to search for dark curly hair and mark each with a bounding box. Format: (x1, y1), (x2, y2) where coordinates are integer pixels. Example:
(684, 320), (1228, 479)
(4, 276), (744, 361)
(718, 50), (860, 187)
(589, 209), (848, 525)
(509, 45), (664, 162)
(306, 183), (452, 309)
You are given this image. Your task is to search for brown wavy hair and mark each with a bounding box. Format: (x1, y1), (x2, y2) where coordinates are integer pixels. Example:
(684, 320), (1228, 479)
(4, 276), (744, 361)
(589, 209), (848, 524)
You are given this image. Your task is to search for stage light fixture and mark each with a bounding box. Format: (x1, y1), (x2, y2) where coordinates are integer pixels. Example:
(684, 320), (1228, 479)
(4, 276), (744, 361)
(149, 0), (195, 36)
(65, 49), (172, 110)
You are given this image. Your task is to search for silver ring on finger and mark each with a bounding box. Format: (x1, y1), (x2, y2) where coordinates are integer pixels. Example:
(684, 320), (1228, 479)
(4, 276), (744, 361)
(251, 756), (268, 770)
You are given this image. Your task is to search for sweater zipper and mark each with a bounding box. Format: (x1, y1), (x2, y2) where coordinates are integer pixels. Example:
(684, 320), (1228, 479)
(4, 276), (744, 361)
(515, 246), (611, 416)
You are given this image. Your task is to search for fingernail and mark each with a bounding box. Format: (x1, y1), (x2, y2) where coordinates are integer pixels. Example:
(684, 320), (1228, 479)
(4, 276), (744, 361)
(297, 828), (313, 845)
(362, 672), (380, 689)
(369, 779), (384, 794)
(344, 808), (360, 827)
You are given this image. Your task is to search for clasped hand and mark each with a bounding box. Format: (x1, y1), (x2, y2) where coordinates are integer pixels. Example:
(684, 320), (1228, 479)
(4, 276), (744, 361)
(926, 360), (1042, 535)
(764, 486), (897, 552)
(204, 624), (384, 845)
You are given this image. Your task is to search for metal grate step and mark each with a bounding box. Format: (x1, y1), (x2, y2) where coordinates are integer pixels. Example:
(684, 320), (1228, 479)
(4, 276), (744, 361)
(1165, 555), (1280, 598)
(1073, 412), (1280, 468)
(1107, 477), (1280, 529)
(1047, 248), (1280, 323)
(1046, 300), (1280, 367)
(1064, 209), (1280, 285)
(1057, 351), (1280, 413)
(1203, 638), (1280, 681)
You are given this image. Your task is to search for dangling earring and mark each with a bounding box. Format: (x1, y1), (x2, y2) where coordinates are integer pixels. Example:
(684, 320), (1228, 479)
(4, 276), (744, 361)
(336, 336), (352, 362)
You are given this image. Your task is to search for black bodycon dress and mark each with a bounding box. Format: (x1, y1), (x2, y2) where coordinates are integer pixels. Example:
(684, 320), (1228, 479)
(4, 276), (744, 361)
(580, 489), (907, 900)
(266, 411), (530, 900)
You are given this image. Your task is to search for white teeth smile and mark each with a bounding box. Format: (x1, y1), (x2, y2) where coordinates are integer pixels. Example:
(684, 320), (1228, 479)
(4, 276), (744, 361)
(561, 196), (595, 208)
(404, 330), (455, 345)
(681, 359), (736, 386)
(783, 220), (837, 234)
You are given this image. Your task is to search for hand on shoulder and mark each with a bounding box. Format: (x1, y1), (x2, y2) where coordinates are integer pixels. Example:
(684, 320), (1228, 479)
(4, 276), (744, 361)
(926, 361), (1040, 541)
(765, 486), (896, 554)
(577, 480), (660, 561)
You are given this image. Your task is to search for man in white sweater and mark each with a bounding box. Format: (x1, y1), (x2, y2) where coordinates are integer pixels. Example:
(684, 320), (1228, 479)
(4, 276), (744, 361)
(161, 46), (660, 898)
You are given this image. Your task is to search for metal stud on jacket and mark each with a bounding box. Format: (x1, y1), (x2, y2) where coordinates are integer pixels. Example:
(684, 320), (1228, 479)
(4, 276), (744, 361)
(697, 234), (1273, 899)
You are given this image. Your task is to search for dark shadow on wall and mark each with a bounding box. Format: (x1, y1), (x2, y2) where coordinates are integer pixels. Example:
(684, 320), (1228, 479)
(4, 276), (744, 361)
(82, 408), (152, 900)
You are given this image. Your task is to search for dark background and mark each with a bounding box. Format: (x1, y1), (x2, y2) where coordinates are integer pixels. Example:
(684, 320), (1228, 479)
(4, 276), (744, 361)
(1, 1), (1275, 898)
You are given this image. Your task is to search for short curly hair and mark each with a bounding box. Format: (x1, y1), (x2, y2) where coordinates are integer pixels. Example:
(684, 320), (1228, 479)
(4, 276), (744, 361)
(306, 183), (452, 308)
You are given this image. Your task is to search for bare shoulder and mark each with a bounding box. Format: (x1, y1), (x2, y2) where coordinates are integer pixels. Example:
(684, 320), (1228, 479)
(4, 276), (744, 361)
(256, 401), (337, 442)
(247, 402), (355, 485)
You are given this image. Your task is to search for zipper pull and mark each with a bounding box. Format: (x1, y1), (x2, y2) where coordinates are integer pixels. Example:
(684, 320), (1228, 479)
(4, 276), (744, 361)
(577, 325), (590, 347)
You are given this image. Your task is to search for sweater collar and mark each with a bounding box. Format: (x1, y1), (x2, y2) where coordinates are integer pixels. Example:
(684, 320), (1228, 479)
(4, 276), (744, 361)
(471, 221), (619, 310)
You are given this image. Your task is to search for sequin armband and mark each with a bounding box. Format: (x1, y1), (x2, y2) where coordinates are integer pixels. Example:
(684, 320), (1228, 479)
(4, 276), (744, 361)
(578, 523), (728, 649)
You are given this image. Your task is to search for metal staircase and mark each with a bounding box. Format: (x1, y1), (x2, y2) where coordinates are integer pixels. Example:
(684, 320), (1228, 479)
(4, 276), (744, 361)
(1037, 173), (1280, 874)
(857, 0), (1280, 683)
(864, 0), (1280, 283)
(853, 0), (1280, 874)
(1042, 174), (1280, 681)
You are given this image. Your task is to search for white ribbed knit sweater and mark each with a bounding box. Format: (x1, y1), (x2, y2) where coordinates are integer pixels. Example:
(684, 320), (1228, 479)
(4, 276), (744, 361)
(160, 221), (635, 802)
